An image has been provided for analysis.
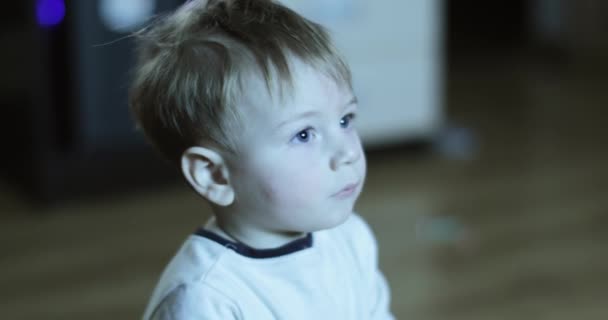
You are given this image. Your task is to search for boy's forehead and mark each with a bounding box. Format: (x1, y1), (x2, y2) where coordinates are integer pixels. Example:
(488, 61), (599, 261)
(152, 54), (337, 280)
(238, 60), (352, 112)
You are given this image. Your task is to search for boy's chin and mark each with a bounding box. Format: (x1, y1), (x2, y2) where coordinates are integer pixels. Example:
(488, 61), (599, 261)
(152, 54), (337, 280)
(310, 209), (353, 232)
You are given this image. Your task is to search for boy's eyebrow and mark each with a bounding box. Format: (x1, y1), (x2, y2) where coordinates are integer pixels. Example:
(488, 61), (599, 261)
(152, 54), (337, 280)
(275, 96), (358, 130)
(275, 111), (322, 130)
(344, 96), (358, 109)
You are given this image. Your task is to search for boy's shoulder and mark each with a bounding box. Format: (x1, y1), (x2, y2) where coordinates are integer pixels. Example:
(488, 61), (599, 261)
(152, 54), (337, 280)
(143, 234), (233, 319)
(147, 281), (242, 320)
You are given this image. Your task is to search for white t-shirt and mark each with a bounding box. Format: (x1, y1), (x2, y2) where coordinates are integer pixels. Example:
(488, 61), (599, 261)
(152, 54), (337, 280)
(143, 213), (394, 320)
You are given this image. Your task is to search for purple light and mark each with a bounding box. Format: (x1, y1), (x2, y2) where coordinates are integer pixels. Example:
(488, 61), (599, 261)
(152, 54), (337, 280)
(36, 0), (66, 27)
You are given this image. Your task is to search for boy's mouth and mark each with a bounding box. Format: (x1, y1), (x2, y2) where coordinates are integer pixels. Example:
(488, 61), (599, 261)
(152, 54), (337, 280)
(332, 181), (360, 198)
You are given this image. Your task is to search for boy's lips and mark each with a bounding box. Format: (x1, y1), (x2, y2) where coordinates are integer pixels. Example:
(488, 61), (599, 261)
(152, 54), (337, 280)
(332, 181), (360, 197)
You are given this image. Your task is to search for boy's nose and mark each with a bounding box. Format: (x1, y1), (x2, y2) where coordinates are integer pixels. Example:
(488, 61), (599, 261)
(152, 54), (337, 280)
(330, 139), (361, 171)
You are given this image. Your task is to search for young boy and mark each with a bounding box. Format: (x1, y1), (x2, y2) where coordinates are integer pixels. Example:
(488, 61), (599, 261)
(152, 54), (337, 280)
(130, 0), (394, 318)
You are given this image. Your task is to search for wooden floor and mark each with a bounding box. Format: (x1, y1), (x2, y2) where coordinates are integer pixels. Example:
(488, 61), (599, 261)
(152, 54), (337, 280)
(1, 52), (607, 319)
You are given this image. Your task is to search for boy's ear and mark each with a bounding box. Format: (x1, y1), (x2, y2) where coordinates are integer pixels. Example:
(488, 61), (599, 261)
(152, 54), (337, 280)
(181, 146), (235, 206)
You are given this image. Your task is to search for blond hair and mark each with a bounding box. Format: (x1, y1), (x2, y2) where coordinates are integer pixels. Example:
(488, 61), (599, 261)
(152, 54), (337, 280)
(129, 0), (352, 164)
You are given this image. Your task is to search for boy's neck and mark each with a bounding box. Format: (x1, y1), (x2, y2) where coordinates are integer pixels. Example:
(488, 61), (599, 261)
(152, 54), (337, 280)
(205, 215), (307, 250)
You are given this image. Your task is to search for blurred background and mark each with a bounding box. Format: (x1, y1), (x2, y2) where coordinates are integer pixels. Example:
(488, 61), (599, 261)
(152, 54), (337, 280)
(1, 0), (607, 319)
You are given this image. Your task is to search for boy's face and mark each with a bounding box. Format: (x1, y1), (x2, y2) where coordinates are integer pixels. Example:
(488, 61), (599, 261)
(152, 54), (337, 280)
(226, 60), (366, 238)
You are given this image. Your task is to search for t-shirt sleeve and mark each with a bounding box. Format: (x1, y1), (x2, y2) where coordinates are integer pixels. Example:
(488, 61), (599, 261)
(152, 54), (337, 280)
(148, 283), (241, 320)
(351, 214), (395, 320)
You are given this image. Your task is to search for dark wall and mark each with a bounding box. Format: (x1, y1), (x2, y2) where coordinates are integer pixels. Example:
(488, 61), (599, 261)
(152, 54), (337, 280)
(446, 0), (529, 54)
(0, 1), (186, 203)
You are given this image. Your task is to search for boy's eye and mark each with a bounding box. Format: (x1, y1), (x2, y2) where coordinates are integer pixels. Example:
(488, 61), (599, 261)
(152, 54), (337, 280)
(291, 127), (314, 144)
(340, 113), (356, 129)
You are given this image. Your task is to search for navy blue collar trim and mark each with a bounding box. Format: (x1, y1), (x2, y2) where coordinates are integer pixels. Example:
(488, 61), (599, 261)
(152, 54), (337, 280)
(194, 228), (313, 259)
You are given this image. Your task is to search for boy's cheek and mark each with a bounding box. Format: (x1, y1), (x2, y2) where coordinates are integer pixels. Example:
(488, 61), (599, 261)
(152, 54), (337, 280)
(360, 152), (367, 178)
(268, 171), (325, 203)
